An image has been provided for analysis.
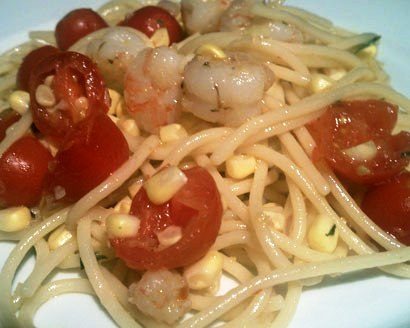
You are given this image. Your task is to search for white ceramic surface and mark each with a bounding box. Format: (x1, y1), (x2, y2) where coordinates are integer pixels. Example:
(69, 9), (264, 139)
(0, 1), (409, 327)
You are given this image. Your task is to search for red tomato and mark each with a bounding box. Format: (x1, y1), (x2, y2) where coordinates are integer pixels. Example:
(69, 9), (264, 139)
(29, 51), (110, 145)
(55, 8), (108, 50)
(17, 46), (60, 91)
(361, 172), (410, 245)
(0, 136), (52, 207)
(308, 100), (410, 184)
(119, 6), (184, 44)
(47, 114), (129, 202)
(110, 167), (223, 270)
(0, 109), (20, 142)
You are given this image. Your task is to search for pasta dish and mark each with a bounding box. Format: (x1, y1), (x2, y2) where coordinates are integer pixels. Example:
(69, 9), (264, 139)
(0, 0), (409, 327)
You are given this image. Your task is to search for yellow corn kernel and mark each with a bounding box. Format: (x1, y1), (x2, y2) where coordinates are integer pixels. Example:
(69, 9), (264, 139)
(0, 207), (31, 232)
(196, 43), (227, 59)
(144, 166), (188, 205)
(150, 28), (170, 47)
(108, 88), (122, 115)
(8, 90), (30, 115)
(159, 123), (188, 143)
(183, 250), (223, 290)
(106, 213), (140, 238)
(343, 140), (377, 161)
(263, 203), (286, 232)
(48, 225), (73, 251)
(119, 118), (140, 137)
(156, 225), (182, 247)
(324, 68), (347, 81)
(358, 44), (377, 59)
(226, 155), (256, 179)
(307, 214), (339, 253)
(113, 196), (132, 214)
(310, 73), (333, 93)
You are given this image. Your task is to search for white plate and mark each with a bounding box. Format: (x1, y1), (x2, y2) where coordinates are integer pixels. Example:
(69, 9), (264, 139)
(0, 1), (409, 327)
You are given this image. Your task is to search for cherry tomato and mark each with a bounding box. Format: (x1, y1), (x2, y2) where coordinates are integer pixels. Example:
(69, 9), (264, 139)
(0, 109), (20, 142)
(29, 51), (110, 145)
(55, 8), (108, 50)
(308, 100), (410, 184)
(118, 6), (184, 44)
(361, 172), (410, 245)
(111, 166), (223, 270)
(0, 136), (52, 207)
(47, 114), (129, 202)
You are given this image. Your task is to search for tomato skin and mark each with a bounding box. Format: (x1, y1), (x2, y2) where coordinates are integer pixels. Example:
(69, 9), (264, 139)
(55, 8), (108, 50)
(0, 109), (21, 142)
(308, 100), (410, 184)
(119, 6), (184, 44)
(361, 172), (410, 245)
(0, 136), (52, 207)
(47, 114), (129, 202)
(29, 51), (110, 145)
(17, 46), (60, 91)
(111, 167), (223, 270)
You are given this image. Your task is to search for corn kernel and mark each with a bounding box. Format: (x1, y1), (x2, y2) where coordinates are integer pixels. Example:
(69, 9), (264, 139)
(358, 44), (377, 59)
(113, 196), (132, 214)
(119, 119), (140, 137)
(0, 207), (31, 232)
(343, 140), (377, 161)
(108, 88), (121, 115)
(156, 225), (182, 247)
(8, 90), (30, 115)
(196, 44), (227, 59)
(310, 73), (333, 93)
(263, 203), (286, 232)
(106, 213), (140, 238)
(183, 250), (223, 290)
(307, 214), (339, 253)
(226, 155), (256, 179)
(159, 123), (188, 143)
(150, 28), (170, 47)
(144, 166), (188, 205)
(324, 68), (347, 81)
(48, 225), (73, 251)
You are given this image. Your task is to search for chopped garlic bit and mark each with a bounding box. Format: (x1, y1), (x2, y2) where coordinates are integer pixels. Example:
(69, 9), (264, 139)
(108, 88), (121, 115)
(160, 123), (188, 143)
(262, 203), (286, 232)
(35, 84), (56, 107)
(150, 28), (170, 47)
(343, 140), (377, 161)
(157, 225), (182, 247)
(144, 166), (188, 205)
(48, 225), (73, 250)
(119, 118), (140, 137)
(0, 207), (31, 232)
(196, 43), (227, 59)
(183, 250), (223, 290)
(106, 213), (140, 238)
(307, 214), (339, 253)
(226, 155), (256, 179)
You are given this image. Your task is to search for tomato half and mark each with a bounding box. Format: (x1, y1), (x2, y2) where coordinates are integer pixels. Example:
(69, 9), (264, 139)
(0, 109), (20, 142)
(17, 45), (60, 91)
(361, 172), (410, 245)
(47, 114), (129, 203)
(29, 51), (110, 145)
(119, 6), (184, 44)
(110, 167), (223, 270)
(308, 100), (410, 184)
(55, 8), (108, 51)
(0, 136), (52, 207)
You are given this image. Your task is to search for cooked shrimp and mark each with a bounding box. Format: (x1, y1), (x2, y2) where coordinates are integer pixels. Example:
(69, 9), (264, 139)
(85, 27), (152, 91)
(124, 46), (185, 133)
(181, 0), (232, 35)
(182, 53), (274, 126)
(128, 269), (191, 325)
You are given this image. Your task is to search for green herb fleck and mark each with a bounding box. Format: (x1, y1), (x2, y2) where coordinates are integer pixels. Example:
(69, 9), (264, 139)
(353, 35), (381, 54)
(326, 224), (336, 237)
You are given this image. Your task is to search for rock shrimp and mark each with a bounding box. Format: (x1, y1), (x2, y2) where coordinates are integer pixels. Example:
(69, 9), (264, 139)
(124, 46), (185, 133)
(128, 269), (191, 325)
(85, 27), (153, 91)
(181, 0), (232, 34)
(182, 53), (274, 127)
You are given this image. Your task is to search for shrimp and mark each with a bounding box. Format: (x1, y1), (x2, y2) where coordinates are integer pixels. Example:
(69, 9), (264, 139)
(124, 46), (185, 133)
(84, 27), (153, 91)
(182, 53), (274, 127)
(181, 0), (232, 35)
(128, 269), (191, 325)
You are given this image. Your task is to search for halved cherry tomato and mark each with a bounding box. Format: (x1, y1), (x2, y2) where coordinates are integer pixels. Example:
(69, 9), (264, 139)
(361, 172), (410, 245)
(119, 6), (184, 44)
(308, 100), (410, 184)
(0, 136), (52, 207)
(55, 8), (108, 50)
(17, 45), (60, 91)
(110, 166), (223, 270)
(0, 109), (20, 142)
(29, 51), (110, 145)
(47, 114), (129, 202)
